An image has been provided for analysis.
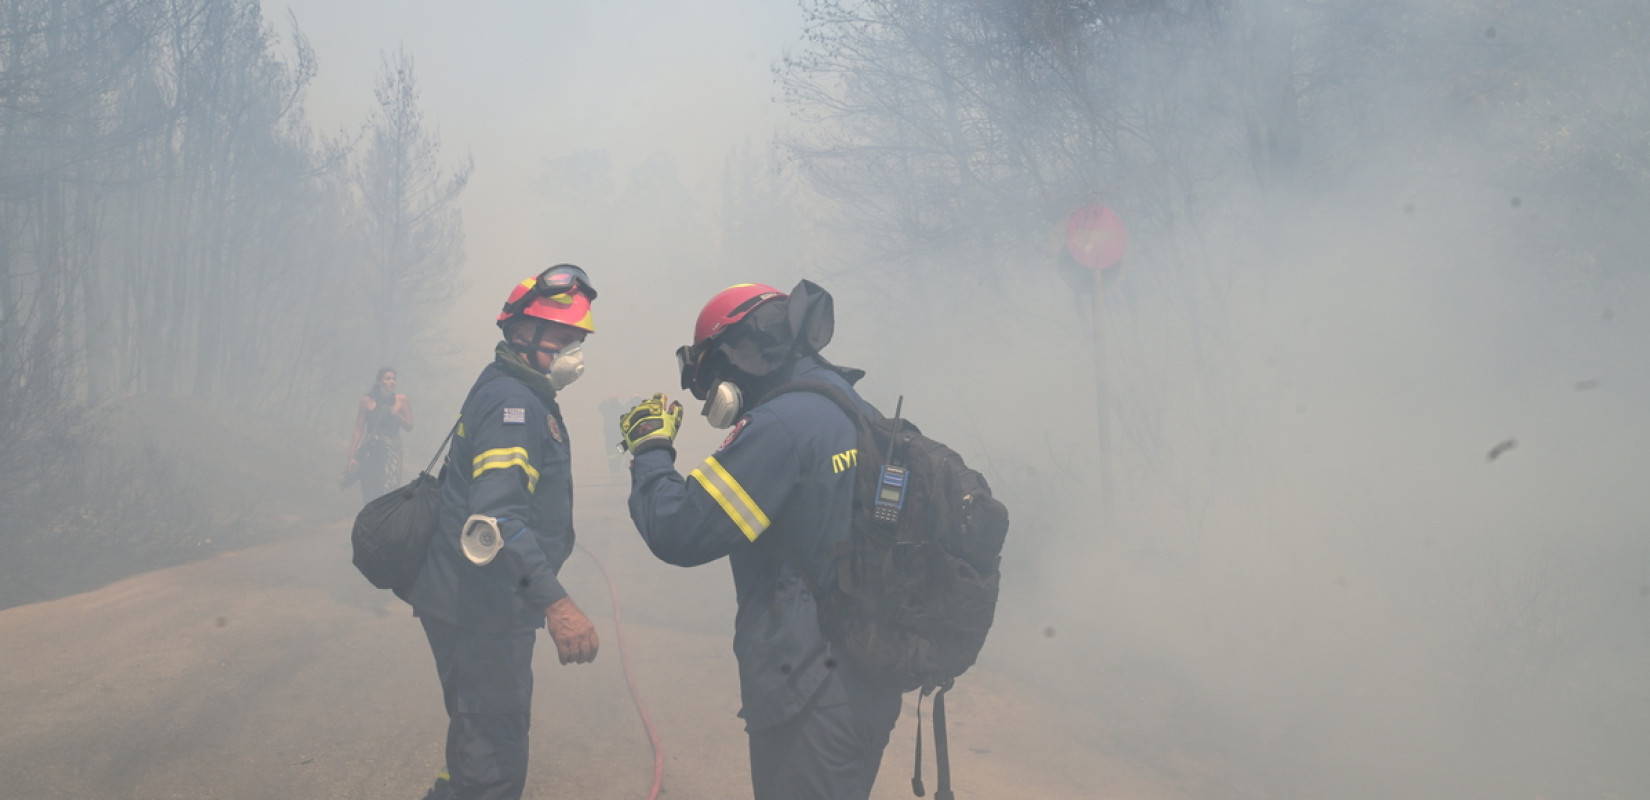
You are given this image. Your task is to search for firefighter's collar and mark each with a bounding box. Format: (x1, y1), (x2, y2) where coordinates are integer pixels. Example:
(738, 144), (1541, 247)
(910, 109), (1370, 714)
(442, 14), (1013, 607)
(493, 341), (558, 406)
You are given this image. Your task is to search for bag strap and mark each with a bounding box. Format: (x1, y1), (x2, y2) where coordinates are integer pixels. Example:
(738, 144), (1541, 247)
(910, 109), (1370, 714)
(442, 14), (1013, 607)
(933, 682), (954, 800)
(764, 379), (868, 598)
(758, 380), (874, 430)
(912, 689), (927, 796)
(767, 380), (915, 468)
(910, 681), (956, 799)
(420, 417), (461, 477)
(419, 363), (495, 478)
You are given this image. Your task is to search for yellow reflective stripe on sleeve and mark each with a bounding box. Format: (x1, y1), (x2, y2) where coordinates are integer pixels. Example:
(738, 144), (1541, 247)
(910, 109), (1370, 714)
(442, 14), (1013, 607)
(689, 455), (771, 541)
(706, 457), (771, 529)
(472, 446), (540, 493)
(690, 468), (761, 541)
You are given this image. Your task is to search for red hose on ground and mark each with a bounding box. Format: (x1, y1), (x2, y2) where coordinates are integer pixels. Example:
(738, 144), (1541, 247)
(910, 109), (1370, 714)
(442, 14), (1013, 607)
(579, 544), (664, 800)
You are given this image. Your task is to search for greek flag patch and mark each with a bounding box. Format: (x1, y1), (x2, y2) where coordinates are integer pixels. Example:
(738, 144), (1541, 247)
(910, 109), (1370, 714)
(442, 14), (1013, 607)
(502, 407), (526, 424)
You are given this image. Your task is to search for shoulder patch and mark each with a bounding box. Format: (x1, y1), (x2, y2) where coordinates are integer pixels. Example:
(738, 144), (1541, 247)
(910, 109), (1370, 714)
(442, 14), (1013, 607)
(830, 448), (859, 473)
(502, 407), (526, 425)
(718, 417), (750, 450)
(547, 415), (563, 443)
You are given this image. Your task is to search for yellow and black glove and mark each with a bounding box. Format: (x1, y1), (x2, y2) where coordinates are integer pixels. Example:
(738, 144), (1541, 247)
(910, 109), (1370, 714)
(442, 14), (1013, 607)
(620, 393), (684, 455)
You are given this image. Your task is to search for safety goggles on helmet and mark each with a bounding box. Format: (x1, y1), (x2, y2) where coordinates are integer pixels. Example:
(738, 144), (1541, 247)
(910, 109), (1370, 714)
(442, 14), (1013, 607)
(677, 343), (713, 399)
(675, 344), (741, 425)
(500, 264), (597, 318)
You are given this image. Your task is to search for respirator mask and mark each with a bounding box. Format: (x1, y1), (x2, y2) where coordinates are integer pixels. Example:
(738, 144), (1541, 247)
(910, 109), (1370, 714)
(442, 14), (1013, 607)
(545, 342), (585, 390)
(702, 381), (743, 429)
(677, 344), (743, 429)
(460, 514), (504, 566)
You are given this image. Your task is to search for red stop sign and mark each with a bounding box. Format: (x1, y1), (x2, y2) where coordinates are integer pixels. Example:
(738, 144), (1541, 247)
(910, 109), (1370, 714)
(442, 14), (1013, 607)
(1064, 204), (1127, 270)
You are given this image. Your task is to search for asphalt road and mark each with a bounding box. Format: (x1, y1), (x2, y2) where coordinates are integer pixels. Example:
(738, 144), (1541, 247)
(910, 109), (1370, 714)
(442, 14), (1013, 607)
(0, 483), (1182, 800)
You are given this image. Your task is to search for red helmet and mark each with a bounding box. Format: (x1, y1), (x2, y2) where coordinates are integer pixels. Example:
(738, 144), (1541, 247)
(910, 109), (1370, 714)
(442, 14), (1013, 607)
(678, 283), (787, 398)
(693, 283), (785, 346)
(497, 264), (596, 333)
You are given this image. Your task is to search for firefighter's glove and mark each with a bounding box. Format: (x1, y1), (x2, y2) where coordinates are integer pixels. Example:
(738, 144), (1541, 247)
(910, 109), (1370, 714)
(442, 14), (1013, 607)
(620, 393), (683, 456)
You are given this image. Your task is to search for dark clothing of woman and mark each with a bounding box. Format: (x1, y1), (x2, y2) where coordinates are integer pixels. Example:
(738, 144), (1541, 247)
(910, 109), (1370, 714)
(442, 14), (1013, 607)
(358, 389), (404, 502)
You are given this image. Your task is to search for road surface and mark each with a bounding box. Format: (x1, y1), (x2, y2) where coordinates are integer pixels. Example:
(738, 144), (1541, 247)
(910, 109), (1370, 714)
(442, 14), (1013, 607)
(0, 483), (1182, 800)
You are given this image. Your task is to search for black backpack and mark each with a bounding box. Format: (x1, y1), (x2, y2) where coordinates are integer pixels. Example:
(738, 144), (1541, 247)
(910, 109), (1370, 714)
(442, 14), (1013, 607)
(774, 381), (1010, 799)
(351, 419), (458, 600)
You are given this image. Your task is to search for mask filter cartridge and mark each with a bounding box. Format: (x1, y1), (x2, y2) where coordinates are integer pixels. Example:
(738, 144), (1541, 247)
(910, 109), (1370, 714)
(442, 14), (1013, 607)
(703, 381), (743, 429)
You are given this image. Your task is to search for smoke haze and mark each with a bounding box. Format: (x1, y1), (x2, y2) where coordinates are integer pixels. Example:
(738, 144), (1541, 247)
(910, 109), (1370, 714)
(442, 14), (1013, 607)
(1, 0), (1646, 797)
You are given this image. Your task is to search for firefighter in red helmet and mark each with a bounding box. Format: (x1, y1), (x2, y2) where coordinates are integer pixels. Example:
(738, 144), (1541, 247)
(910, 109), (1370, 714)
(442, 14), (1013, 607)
(404, 264), (600, 800)
(675, 283), (790, 426)
(622, 280), (902, 800)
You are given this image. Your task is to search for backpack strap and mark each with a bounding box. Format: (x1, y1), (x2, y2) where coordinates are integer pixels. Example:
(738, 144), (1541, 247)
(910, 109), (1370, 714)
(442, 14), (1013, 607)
(761, 378), (871, 600)
(932, 681), (955, 800)
(909, 680), (958, 799)
(913, 689), (928, 797)
(757, 379), (874, 429)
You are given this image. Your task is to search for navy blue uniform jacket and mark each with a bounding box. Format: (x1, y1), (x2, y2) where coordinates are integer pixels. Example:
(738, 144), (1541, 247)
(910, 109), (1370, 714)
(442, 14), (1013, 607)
(629, 357), (874, 731)
(407, 362), (575, 634)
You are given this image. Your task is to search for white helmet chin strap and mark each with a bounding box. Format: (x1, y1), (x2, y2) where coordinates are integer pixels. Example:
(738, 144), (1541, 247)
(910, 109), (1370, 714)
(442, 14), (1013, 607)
(702, 381), (742, 428)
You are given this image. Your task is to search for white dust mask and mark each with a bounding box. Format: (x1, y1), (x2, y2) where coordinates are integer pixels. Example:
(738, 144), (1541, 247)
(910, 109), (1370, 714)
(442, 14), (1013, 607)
(546, 343), (585, 390)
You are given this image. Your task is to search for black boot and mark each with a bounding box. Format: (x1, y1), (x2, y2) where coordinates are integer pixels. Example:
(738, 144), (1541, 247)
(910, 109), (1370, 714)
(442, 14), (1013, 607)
(420, 770), (454, 800)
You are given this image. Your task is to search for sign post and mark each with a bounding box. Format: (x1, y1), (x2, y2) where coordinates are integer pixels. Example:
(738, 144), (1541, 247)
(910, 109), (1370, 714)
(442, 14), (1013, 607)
(1064, 204), (1128, 531)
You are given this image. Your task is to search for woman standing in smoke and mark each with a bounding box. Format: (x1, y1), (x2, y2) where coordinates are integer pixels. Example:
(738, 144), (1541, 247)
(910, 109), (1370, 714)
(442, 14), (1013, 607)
(346, 367), (414, 503)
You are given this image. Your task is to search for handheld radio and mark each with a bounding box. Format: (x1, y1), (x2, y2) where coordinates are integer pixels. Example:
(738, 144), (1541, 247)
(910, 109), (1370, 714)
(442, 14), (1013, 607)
(873, 396), (907, 525)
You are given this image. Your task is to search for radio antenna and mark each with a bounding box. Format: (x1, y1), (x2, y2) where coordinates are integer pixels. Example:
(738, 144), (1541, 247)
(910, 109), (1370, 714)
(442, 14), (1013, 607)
(884, 395), (904, 465)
